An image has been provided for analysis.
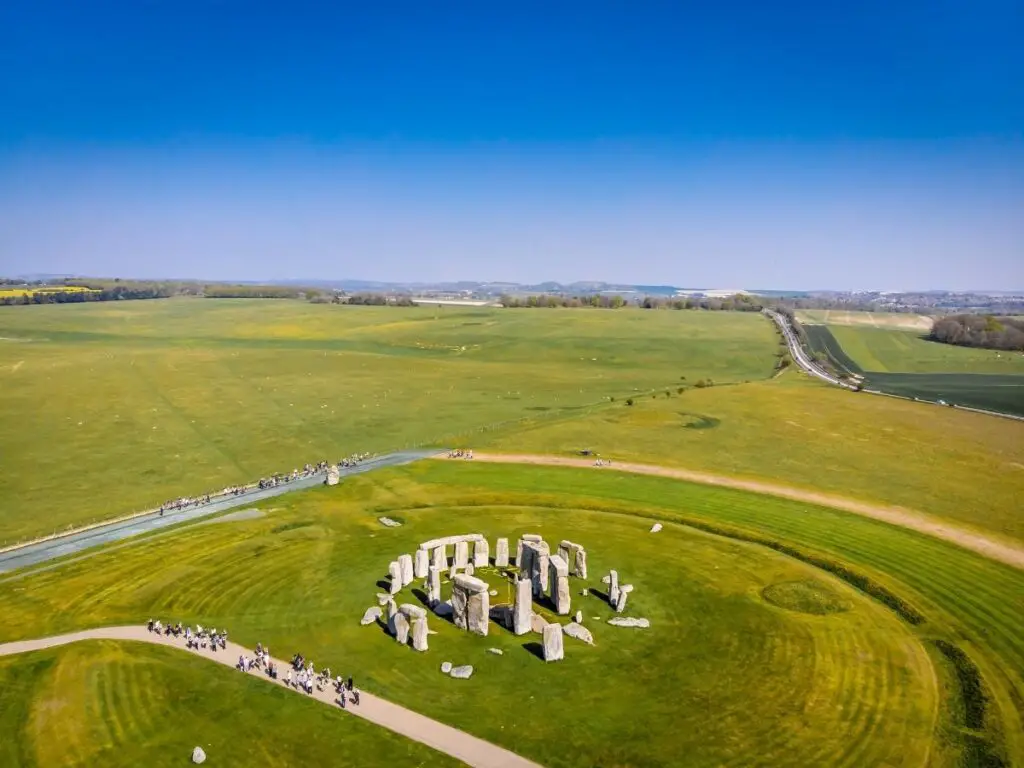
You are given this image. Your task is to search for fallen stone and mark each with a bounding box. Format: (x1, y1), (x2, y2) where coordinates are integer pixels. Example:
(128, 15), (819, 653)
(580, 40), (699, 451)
(379, 517), (403, 527)
(650, 523), (663, 533)
(489, 589), (498, 596)
(608, 617), (650, 628)
(581, 588), (589, 596)
(488, 648), (504, 655)
(574, 610), (583, 623)
(449, 665), (474, 679)
(530, 613), (548, 634)
(542, 623), (564, 661)
(192, 746), (207, 764)
(563, 622), (594, 645)
(360, 606), (382, 625)
(441, 661), (453, 674)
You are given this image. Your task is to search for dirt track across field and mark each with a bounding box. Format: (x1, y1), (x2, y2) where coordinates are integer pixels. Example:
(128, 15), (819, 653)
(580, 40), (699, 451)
(459, 453), (1024, 571)
(0, 626), (541, 768)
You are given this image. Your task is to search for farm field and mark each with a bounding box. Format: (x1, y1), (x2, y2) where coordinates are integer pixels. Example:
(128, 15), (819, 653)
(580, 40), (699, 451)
(0, 285), (98, 299)
(3, 463), (996, 768)
(0, 299), (777, 543)
(795, 309), (934, 332)
(477, 374), (1024, 543)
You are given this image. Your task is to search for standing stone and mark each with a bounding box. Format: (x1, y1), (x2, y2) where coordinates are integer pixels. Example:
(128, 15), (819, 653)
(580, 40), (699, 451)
(432, 545), (447, 572)
(574, 610), (583, 623)
(394, 612), (410, 644)
(519, 544), (534, 578)
(548, 555), (571, 615)
(530, 542), (551, 598)
(495, 538), (509, 567)
(466, 590), (490, 636)
(411, 617), (429, 651)
(608, 570), (619, 606)
(427, 566), (442, 606)
(473, 538), (489, 567)
(465, 563), (475, 577)
(398, 554), (414, 587)
(414, 548), (429, 579)
(615, 584), (633, 613)
(542, 623), (564, 662)
(574, 548), (588, 579)
(451, 583), (469, 629)
(557, 541), (572, 569)
(388, 560), (401, 583)
(513, 577), (532, 636)
(386, 599), (398, 635)
(454, 540), (469, 568)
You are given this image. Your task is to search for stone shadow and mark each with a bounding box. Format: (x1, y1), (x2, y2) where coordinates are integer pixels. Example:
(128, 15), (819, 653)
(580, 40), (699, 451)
(521, 641), (545, 661)
(375, 579), (392, 592)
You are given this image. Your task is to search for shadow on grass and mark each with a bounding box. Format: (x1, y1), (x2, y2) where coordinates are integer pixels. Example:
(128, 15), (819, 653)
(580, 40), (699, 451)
(521, 641), (545, 661)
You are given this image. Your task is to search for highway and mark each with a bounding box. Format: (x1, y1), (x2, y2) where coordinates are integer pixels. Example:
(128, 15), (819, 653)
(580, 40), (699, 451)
(763, 309), (855, 389)
(0, 450), (440, 575)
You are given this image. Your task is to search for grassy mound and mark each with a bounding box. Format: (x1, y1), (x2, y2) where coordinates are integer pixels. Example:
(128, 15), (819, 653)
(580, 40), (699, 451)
(762, 579), (851, 615)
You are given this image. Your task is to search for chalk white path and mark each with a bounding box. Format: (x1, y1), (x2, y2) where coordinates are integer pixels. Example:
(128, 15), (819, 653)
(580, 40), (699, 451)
(0, 626), (542, 768)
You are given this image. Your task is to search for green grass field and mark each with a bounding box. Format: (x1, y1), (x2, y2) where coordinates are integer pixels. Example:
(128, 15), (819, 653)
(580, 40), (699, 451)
(827, 325), (1024, 375)
(0, 299), (776, 543)
(3, 464), (987, 768)
(477, 373), (1024, 542)
(0, 641), (456, 768)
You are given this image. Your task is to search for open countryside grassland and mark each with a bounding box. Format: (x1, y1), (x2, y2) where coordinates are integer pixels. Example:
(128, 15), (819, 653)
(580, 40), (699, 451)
(0, 299), (776, 543)
(0, 463), (1020, 766)
(478, 373), (1024, 543)
(0, 642), (455, 768)
(795, 309), (934, 332)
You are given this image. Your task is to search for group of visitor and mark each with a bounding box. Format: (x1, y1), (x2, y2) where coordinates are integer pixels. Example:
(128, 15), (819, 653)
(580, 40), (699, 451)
(447, 449), (473, 459)
(144, 620), (360, 711)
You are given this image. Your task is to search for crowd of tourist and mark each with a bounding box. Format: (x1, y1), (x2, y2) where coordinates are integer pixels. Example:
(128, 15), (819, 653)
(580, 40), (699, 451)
(146, 619), (360, 710)
(157, 452), (376, 515)
(447, 449), (473, 459)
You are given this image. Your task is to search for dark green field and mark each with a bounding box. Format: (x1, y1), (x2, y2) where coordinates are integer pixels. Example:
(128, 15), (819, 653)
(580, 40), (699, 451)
(803, 323), (1024, 416)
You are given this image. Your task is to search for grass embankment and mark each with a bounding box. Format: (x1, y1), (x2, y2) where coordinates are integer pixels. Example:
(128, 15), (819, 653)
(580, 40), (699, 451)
(2, 463), (1022, 766)
(475, 373), (1024, 543)
(0, 640), (456, 768)
(0, 299), (776, 542)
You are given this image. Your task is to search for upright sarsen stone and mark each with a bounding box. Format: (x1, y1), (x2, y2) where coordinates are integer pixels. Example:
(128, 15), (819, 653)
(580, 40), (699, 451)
(473, 538), (489, 568)
(451, 583), (469, 629)
(388, 561), (402, 595)
(432, 545), (447, 572)
(548, 555), (571, 615)
(454, 540), (469, 569)
(427, 565), (442, 606)
(513, 577), (532, 636)
(530, 542), (551, 598)
(398, 554), (414, 587)
(411, 617), (429, 651)
(607, 570), (619, 606)
(495, 538), (510, 567)
(414, 548), (429, 579)
(542, 623), (564, 662)
(615, 584), (633, 613)
(451, 574), (489, 636)
(574, 548), (588, 579)
(466, 590), (490, 636)
(394, 612), (410, 644)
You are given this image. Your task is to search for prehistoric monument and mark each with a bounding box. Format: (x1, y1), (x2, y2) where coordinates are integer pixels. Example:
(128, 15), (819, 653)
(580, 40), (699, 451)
(365, 531), (644, 665)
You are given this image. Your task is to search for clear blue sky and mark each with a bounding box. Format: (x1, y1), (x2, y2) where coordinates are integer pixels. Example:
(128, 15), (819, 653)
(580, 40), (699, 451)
(1, 1), (1021, 289)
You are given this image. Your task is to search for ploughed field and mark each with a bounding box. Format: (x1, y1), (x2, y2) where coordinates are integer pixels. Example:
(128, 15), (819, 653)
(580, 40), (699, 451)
(0, 299), (776, 543)
(799, 315), (1024, 417)
(6, 463), (1001, 768)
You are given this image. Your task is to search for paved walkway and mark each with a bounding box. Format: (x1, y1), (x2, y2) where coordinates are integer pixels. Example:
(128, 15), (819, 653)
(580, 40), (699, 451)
(461, 453), (1024, 571)
(0, 626), (541, 768)
(0, 450), (440, 575)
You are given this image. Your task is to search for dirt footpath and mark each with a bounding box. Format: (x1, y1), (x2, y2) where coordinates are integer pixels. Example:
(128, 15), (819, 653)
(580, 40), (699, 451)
(459, 453), (1024, 571)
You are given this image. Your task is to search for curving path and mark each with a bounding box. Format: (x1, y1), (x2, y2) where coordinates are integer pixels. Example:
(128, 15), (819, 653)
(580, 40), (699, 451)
(459, 453), (1024, 571)
(0, 626), (541, 768)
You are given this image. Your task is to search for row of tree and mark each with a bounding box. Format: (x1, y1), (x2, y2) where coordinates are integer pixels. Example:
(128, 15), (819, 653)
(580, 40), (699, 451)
(499, 294), (764, 311)
(929, 315), (1024, 351)
(0, 284), (172, 305)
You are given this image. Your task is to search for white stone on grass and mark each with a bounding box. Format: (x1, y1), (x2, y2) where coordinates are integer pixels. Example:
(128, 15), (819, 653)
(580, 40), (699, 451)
(192, 747), (207, 764)
(563, 622), (594, 645)
(608, 617), (650, 628)
(379, 517), (403, 527)
(450, 665), (474, 679)
(441, 661), (453, 674)
(650, 523), (663, 533)
(574, 610), (583, 623)
(488, 648), (504, 655)
(542, 623), (564, 662)
(360, 606), (382, 625)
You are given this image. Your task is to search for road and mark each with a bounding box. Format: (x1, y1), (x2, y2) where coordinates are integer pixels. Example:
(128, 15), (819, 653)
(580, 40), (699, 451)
(0, 450), (440, 575)
(763, 308), (853, 388)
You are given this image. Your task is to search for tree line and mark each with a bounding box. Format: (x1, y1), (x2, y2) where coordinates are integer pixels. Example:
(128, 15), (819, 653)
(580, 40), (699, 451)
(499, 294), (764, 311)
(929, 315), (1024, 351)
